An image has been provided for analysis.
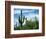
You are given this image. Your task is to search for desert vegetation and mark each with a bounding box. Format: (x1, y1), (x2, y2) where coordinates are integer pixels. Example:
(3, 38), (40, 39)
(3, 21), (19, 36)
(14, 10), (39, 30)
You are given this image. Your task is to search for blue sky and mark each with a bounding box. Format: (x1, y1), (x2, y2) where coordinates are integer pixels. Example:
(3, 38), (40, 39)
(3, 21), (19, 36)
(14, 9), (39, 14)
(14, 9), (39, 26)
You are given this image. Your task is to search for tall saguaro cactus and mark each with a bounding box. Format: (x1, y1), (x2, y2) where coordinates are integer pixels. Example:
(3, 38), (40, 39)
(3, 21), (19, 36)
(18, 10), (25, 27)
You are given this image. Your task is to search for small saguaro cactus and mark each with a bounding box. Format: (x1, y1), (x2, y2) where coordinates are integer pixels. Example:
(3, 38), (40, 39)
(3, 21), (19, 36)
(18, 9), (25, 27)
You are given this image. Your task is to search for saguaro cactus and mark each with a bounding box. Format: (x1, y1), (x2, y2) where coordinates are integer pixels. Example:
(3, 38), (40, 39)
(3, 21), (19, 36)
(18, 10), (25, 27)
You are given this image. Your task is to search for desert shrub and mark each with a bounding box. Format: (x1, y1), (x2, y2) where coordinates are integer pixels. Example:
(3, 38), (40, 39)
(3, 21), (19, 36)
(14, 17), (39, 30)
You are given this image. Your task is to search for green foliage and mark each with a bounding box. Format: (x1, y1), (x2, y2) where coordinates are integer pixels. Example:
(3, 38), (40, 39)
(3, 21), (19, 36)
(14, 16), (39, 30)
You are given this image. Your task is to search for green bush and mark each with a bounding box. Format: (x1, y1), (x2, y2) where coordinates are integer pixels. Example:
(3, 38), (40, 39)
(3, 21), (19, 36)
(14, 16), (39, 30)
